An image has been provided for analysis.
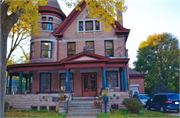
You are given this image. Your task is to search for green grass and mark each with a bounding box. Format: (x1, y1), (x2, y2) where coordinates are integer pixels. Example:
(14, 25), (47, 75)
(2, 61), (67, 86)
(5, 109), (66, 117)
(97, 109), (178, 118)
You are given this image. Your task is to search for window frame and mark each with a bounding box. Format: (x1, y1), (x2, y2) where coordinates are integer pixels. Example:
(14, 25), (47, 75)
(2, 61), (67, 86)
(86, 41), (94, 54)
(41, 41), (52, 58)
(42, 17), (46, 21)
(77, 19), (102, 34)
(42, 22), (53, 30)
(105, 40), (114, 57)
(30, 42), (34, 59)
(67, 42), (75, 57)
(48, 17), (53, 21)
(106, 71), (118, 87)
(60, 73), (73, 92)
(39, 73), (51, 93)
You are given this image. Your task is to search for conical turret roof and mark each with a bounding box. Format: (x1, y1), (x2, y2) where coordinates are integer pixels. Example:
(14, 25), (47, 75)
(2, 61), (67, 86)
(46, 0), (61, 10)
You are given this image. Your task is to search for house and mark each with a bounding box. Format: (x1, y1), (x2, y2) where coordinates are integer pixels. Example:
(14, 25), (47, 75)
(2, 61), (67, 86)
(6, 0), (144, 111)
(129, 68), (145, 97)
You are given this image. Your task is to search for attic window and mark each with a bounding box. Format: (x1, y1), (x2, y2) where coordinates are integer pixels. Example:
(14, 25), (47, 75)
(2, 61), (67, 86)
(77, 19), (102, 34)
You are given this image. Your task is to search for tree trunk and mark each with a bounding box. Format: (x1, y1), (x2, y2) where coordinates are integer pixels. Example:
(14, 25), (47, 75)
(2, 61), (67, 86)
(0, 3), (19, 117)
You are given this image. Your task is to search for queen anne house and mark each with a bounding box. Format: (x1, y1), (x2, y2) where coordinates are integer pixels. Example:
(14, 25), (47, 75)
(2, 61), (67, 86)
(6, 0), (145, 112)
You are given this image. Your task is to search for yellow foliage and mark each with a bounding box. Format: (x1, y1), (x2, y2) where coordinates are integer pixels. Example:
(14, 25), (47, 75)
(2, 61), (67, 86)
(62, 0), (127, 32)
(5, 0), (48, 36)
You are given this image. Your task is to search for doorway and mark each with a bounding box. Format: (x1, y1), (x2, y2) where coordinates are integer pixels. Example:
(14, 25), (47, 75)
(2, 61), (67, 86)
(82, 73), (97, 97)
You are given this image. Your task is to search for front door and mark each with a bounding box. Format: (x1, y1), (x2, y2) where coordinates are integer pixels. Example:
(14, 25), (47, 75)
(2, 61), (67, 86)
(82, 73), (97, 97)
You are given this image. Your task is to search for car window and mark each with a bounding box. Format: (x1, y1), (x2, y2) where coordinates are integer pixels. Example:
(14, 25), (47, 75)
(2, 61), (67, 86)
(139, 95), (150, 99)
(167, 94), (179, 100)
(161, 95), (167, 101)
(153, 96), (158, 101)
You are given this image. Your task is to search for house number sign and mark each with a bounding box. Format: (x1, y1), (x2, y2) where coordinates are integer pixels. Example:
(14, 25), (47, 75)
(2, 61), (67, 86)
(66, 77), (68, 82)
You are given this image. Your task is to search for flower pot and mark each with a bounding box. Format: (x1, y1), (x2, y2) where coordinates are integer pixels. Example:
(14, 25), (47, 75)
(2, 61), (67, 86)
(59, 97), (66, 101)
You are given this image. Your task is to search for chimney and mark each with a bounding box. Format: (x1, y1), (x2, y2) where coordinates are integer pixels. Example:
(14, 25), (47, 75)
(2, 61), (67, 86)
(117, 3), (123, 26)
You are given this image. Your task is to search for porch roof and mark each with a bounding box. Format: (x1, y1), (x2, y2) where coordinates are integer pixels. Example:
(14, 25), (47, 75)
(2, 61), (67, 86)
(7, 51), (129, 74)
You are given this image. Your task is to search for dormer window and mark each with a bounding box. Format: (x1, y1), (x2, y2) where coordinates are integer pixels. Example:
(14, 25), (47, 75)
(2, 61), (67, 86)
(41, 17), (53, 31)
(77, 19), (102, 34)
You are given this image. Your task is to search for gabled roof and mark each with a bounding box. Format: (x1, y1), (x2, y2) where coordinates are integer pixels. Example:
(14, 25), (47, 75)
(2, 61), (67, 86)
(52, 1), (130, 41)
(129, 68), (145, 77)
(60, 51), (109, 64)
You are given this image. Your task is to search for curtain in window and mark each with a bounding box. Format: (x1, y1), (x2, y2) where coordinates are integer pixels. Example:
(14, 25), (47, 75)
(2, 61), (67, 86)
(106, 71), (118, 87)
(40, 73), (51, 93)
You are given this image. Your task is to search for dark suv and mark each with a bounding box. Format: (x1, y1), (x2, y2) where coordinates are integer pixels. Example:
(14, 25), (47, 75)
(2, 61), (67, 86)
(146, 93), (179, 113)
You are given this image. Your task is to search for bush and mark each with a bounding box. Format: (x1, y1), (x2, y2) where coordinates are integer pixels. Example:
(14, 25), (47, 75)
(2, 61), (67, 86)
(122, 98), (143, 114)
(4, 101), (9, 112)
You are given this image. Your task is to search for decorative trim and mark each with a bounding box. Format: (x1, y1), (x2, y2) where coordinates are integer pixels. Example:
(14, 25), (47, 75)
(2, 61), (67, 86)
(102, 66), (106, 69)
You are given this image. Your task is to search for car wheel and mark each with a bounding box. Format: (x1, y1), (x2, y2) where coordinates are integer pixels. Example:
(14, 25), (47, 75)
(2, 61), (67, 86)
(147, 105), (151, 110)
(177, 109), (179, 112)
(160, 106), (166, 113)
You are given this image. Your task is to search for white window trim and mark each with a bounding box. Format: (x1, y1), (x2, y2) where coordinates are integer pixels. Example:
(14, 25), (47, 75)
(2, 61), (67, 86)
(77, 18), (102, 34)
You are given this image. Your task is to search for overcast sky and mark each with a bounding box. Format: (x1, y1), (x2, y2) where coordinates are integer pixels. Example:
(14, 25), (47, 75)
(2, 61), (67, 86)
(58, 0), (180, 68)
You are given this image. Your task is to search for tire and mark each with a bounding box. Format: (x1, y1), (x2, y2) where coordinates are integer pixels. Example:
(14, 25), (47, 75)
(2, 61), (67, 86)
(147, 105), (151, 110)
(177, 109), (179, 112)
(160, 106), (166, 113)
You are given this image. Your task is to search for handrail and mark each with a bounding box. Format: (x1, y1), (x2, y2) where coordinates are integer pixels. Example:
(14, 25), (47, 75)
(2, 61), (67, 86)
(66, 92), (71, 113)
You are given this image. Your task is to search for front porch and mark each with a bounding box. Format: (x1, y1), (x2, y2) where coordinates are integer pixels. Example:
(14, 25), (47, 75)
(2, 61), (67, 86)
(7, 51), (129, 97)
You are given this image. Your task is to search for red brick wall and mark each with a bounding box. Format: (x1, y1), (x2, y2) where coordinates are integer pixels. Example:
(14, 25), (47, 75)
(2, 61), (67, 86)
(130, 77), (145, 94)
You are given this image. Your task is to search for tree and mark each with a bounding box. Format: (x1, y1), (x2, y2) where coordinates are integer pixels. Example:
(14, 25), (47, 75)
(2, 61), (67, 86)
(133, 33), (179, 94)
(7, 20), (31, 61)
(0, 1), (48, 116)
(63, 0), (127, 32)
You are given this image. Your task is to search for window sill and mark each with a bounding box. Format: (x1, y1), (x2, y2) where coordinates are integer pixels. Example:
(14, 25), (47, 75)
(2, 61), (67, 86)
(77, 30), (102, 34)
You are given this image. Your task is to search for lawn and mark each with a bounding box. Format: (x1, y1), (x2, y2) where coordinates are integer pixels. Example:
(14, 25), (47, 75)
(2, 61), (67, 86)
(5, 109), (66, 117)
(97, 109), (178, 118)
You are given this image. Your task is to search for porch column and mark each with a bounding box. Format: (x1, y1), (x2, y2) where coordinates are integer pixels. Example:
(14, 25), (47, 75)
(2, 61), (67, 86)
(120, 69), (124, 91)
(18, 71), (23, 94)
(29, 74), (31, 93)
(102, 66), (106, 90)
(9, 75), (13, 94)
(25, 77), (28, 90)
(123, 67), (128, 91)
(65, 68), (70, 92)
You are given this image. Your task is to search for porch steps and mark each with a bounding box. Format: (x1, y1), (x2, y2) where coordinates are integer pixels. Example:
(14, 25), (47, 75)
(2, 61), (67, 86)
(68, 100), (101, 115)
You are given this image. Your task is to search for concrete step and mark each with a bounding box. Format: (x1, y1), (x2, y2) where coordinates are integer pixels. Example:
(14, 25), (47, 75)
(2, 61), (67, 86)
(68, 108), (101, 112)
(68, 111), (100, 115)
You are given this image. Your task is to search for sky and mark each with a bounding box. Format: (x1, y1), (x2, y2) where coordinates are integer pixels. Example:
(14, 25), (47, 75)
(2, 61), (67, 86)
(58, 0), (180, 68)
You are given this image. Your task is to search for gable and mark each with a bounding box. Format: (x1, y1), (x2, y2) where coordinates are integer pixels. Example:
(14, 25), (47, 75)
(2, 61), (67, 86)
(53, 1), (130, 41)
(60, 51), (109, 64)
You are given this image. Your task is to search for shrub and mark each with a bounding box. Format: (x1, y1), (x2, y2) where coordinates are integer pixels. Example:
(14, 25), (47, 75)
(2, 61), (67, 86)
(4, 101), (9, 112)
(122, 98), (143, 114)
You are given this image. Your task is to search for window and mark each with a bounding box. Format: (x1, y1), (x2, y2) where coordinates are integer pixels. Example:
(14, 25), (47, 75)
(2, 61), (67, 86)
(49, 17), (53, 21)
(41, 42), (51, 58)
(85, 21), (93, 31)
(86, 41), (94, 53)
(42, 23), (52, 30)
(67, 42), (75, 57)
(40, 73), (51, 93)
(79, 21), (83, 31)
(30, 43), (34, 59)
(42, 17), (46, 21)
(77, 20), (101, 33)
(95, 20), (100, 30)
(106, 71), (118, 87)
(60, 73), (73, 92)
(105, 41), (113, 57)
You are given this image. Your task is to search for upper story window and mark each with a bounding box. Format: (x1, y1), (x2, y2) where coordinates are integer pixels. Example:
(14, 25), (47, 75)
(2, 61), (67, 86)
(86, 41), (94, 54)
(42, 23), (52, 30)
(105, 40), (113, 57)
(77, 19), (102, 34)
(85, 21), (93, 31)
(49, 17), (53, 21)
(41, 42), (51, 58)
(42, 17), (46, 21)
(30, 43), (34, 59)
(68, 42), (75, 57)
